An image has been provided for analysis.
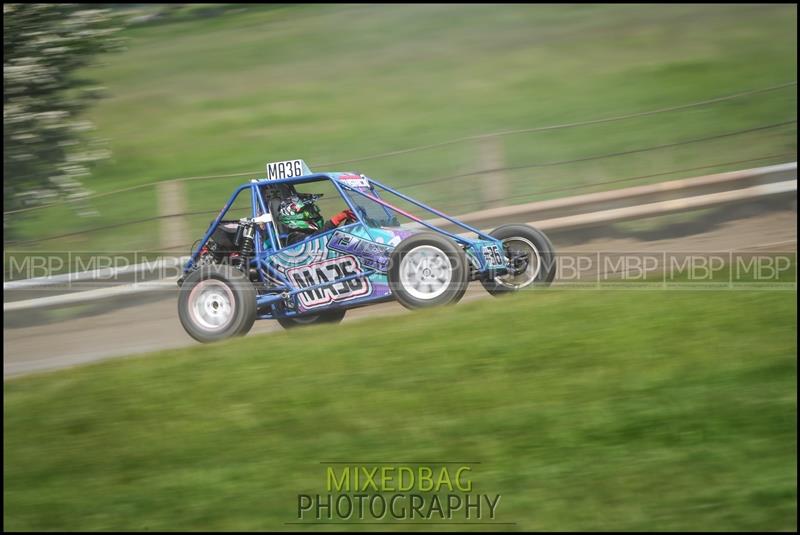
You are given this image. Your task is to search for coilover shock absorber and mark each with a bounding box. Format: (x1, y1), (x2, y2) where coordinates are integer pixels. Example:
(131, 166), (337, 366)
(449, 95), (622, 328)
(240, 222), (255, 258)
(232, 219), (255, 270)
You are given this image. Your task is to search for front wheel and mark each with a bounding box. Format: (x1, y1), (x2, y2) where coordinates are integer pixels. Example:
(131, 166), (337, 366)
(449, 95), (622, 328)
(276, 309), (346, 330)
(388, 232), (469, 309)
(178, 264), (257, 343)
(481, 224), (556, 296)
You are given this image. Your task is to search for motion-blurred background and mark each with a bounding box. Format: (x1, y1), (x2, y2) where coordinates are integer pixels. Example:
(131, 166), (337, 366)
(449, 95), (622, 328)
(4, 3), (797, 253)
(4, 4), (797, 532)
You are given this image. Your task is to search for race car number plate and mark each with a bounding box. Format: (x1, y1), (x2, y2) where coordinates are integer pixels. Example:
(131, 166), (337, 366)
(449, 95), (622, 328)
(266, 159), (307, 180)
(482, 245), (504, 267)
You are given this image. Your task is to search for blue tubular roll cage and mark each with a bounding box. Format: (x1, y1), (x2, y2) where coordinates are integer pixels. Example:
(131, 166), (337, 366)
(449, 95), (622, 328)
(182, 171), (506, 317)
(338, 177), (499, 245)
(185, 173), (332, 271)
(337, 177), (506, 274)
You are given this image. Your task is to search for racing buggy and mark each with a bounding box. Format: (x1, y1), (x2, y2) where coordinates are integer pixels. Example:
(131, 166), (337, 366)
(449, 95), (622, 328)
(177, 159), (556, 342)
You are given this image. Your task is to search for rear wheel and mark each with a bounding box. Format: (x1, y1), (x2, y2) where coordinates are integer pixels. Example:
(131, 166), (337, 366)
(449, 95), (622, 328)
(481, 224), (556, 296)
(178, 265), (257, 343)
(388, 232), (469, 309)
(276, 309), (346, 329)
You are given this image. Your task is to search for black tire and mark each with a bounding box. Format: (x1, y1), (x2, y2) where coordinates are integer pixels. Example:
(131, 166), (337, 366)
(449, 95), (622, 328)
(388, 232), (469, 310)
(178, 264), (257, 343)
(481, 224), (556, 296)
(276, 309), (347, 330)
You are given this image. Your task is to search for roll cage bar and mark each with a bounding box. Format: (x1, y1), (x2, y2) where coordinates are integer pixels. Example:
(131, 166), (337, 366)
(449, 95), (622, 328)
(182, 172), (503, 318)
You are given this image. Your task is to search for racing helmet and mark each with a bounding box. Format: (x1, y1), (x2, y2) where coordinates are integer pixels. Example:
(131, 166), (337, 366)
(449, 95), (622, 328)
(278, 194), (324, 232)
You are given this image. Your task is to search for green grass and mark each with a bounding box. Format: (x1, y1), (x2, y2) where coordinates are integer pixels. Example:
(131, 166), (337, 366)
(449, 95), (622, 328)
(6, 4), (797, 252)
(4, 289), (797, 530)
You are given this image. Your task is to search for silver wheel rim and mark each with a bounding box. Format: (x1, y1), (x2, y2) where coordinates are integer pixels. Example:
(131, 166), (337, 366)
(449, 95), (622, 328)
(188, 279), (236, 331)
(399, 245), (453, 300)
(494, 237), (542, 289)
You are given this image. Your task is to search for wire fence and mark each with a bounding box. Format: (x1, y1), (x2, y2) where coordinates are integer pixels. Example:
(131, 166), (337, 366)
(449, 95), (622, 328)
(440, 152), (798, 213)
(4, 80), (796, 217)
(6, 149), (795, 247)
(3, 80), (796, 249)
(397, 120), (797, 192)
(313, 81), (798, 167)
(152, 151), (800, 257)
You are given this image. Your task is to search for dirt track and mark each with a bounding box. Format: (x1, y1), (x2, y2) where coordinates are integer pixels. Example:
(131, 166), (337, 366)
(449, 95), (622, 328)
(4, 209), (796, 379)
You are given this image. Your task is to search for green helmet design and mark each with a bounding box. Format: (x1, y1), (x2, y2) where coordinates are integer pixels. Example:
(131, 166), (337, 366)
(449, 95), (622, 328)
(278, 195), (324, 231)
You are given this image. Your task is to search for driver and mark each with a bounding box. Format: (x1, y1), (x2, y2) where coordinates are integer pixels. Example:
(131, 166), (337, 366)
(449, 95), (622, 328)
(278, 194), (356, 245)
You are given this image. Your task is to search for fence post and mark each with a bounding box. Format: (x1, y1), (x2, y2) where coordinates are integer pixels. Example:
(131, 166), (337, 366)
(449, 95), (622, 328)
(157, 180), (188, 252)
(479, 137), (508, 209)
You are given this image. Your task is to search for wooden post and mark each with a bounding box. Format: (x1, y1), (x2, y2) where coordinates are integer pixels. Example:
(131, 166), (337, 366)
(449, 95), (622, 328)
(479, 137), (508, 209)
(157, 180), (189, 252)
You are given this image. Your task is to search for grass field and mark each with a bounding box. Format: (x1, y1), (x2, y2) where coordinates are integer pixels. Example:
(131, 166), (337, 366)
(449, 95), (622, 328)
(6, 3), (796, 252)
(4, 289), (797, 531)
